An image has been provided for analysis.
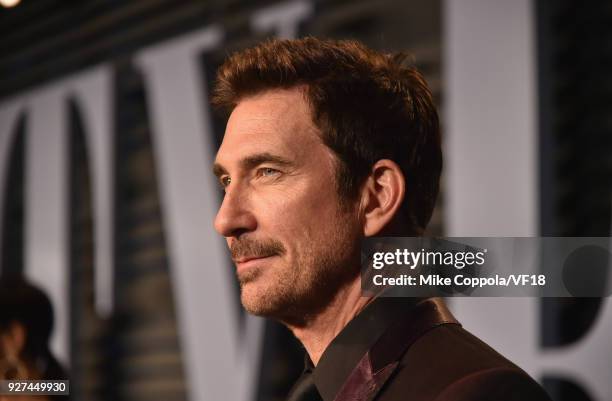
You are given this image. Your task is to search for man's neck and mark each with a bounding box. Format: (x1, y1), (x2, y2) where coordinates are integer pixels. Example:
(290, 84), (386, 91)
(286, 277), (373, 366)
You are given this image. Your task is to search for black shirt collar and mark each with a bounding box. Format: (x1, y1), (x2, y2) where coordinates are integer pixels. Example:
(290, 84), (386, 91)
(309, 297), (421, 401)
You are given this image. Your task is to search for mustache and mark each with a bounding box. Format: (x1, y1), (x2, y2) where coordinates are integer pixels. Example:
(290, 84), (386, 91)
(230, 237), (286, 261)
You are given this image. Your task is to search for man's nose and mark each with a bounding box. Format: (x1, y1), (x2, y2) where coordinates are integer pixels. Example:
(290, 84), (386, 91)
(214, 188), (257, 238)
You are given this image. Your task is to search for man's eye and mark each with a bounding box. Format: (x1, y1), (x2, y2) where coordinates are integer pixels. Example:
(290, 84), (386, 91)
(220, 176), (232, 188)
(257, 167), (281, 179)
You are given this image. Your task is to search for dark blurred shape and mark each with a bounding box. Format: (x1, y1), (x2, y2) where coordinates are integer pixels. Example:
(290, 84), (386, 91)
(542, 377), (594, 401)
(0, 113), (25, 276)
(256, 321), (305, 401)
(537, 0), (612, 400)
(562, 245), (611, 297)
(0, 274), (68, 381)
(537, 0), (611, 345)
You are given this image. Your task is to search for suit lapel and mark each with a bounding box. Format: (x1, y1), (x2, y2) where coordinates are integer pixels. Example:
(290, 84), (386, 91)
(332, 351), (399, 401)
(332, 298), (459, 401)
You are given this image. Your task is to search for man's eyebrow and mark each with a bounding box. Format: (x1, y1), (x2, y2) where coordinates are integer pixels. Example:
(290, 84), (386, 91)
(212, 152), (293, 178)
(241, 152), (294, 170)
(212, 163), (227, 179)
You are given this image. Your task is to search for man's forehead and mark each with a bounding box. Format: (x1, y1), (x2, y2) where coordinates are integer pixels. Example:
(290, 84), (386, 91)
(228, 89), (313, 135)
(216, 88), (321, 163)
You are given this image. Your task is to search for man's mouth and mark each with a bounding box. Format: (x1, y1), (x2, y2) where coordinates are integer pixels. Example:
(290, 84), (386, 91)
(233, 254), (277, 272)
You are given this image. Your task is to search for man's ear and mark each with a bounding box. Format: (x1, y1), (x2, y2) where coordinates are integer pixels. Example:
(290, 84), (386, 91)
(359, 159), (406, 236)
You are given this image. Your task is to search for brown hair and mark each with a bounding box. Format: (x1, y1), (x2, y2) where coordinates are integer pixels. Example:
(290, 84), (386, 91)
(212, 37), (441, 235)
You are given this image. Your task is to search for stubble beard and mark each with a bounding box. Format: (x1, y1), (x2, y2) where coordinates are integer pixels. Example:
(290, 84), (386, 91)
(237, 213), (361, 325)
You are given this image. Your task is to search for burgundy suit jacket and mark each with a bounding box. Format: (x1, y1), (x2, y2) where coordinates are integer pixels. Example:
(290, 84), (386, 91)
(288, 297), (552, 401)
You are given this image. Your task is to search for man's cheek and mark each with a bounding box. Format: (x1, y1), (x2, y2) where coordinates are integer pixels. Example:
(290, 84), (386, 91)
(256, 187), (299, 211)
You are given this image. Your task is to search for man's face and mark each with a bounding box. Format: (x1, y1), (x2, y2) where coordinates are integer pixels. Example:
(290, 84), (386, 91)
(213, 87), (361, 321)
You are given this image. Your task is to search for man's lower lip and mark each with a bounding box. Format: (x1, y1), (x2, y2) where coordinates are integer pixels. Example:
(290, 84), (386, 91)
(236, 256), (275, 271)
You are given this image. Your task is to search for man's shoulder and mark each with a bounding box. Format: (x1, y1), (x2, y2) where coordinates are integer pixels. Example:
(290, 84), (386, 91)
(377, 323), (552, 401)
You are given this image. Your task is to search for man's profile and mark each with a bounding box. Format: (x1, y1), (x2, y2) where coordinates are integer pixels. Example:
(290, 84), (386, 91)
(211, 37), (551, 401)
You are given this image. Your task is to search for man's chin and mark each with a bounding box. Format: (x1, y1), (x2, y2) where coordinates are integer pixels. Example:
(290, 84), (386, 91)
(239, 281), (290, 317)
